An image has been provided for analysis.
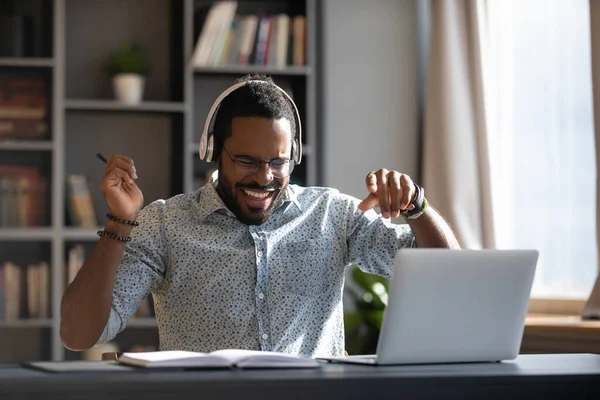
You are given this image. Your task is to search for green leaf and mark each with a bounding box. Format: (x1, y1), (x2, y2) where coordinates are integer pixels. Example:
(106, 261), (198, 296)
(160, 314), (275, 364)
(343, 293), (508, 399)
(351, 266), (389, 310)
(106, 44), (149, 76)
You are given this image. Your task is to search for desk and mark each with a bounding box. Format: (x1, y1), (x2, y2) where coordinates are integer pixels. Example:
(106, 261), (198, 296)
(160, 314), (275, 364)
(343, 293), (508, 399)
(1, 354), (599, 399)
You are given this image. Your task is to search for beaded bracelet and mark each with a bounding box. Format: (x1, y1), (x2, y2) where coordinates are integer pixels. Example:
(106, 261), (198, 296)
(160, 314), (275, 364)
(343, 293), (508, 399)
(106, 213), (139, 227)
(97, 230), (132, 242)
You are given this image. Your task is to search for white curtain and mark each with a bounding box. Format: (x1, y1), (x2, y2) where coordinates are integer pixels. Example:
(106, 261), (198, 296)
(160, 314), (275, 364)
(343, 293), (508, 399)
(422, 0), (495, 249)
(424, 0), (599, 303)
(583, 0), (600, 318)
(483, 0), (597, 299)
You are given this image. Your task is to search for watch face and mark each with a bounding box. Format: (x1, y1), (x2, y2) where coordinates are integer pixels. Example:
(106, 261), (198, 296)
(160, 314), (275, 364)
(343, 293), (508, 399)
(407, 198), (428, 219)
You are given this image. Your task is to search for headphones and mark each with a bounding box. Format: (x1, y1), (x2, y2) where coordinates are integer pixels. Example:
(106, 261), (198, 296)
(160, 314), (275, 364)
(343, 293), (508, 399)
(198, 80), (303, 165)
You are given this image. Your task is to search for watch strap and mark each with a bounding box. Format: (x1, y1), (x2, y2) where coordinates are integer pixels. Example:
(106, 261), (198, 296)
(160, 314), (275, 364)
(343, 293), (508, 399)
(400, 184), (427, 219)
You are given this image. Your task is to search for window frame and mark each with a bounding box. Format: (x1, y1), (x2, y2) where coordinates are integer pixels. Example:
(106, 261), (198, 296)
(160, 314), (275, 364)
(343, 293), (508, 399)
(528, 298), (586, 315)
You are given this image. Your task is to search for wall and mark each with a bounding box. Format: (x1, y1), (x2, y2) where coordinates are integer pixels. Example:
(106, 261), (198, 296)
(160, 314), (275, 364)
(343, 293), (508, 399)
(319, 0), (420, 200)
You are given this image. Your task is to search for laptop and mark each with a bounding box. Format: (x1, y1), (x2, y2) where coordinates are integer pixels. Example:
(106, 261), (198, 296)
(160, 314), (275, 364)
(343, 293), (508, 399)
(322, 248), (538, 365)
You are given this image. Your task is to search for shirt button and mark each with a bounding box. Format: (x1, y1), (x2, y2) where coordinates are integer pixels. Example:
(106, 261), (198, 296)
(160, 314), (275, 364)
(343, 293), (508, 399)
(262, 334), (268, 340)
(258, 293), (264, 299)
(257, 250), (263, 257)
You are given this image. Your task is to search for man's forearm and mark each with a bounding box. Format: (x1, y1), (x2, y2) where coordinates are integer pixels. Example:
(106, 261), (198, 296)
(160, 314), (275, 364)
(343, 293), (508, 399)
(60, 221), (132, 350)
(407, 206), (461, 249)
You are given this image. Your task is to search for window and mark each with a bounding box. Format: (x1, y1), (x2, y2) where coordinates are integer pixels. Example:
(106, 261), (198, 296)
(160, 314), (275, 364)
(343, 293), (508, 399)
(482, 0), (597, 299)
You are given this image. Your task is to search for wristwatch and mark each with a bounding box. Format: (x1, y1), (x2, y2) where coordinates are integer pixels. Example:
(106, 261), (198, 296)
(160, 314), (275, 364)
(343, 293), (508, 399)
(400, 184), (428, 219)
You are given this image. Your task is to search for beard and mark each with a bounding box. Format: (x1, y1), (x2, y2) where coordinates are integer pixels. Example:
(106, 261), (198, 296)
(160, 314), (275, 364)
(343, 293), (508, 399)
(216, 165), (284, 226)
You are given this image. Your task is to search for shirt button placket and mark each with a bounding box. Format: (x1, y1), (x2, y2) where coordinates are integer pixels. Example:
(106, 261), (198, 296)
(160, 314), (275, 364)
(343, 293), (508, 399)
(252, 229), (271, 350)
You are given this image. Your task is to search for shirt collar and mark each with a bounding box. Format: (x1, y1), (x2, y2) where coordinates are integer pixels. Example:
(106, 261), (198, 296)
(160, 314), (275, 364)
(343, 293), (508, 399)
(195, 170), (302, 222)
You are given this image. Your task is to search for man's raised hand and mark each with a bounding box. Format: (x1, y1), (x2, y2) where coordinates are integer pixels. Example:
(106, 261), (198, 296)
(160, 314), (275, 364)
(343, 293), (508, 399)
(98, 154), (144, 222)
(358, 169), (416, 218)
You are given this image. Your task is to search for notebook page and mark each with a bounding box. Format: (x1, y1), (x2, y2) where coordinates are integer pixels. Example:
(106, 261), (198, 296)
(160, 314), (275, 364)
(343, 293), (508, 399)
(210, 349), (320, 368)
(118, 350), (231, 368)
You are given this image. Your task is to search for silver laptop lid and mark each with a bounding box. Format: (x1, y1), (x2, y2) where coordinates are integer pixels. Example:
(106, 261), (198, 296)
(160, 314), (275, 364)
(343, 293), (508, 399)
(375, 249), (538, 365)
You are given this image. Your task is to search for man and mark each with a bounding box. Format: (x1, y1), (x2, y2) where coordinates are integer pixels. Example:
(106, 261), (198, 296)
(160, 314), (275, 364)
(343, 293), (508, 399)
(60, 74), (460, 358)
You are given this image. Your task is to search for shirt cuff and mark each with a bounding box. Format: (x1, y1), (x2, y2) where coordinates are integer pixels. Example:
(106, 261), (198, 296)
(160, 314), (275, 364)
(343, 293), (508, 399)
(93, 306), (123, 347)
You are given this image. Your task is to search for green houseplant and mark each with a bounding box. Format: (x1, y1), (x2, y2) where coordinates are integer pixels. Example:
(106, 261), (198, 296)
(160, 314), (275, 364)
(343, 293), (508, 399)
(106, 44), (148, 104)
(344, 265), (389, 355)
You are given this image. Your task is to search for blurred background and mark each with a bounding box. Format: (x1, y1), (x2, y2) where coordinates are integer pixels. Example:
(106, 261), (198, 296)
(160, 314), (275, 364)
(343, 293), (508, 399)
(0, 0), (598, 362)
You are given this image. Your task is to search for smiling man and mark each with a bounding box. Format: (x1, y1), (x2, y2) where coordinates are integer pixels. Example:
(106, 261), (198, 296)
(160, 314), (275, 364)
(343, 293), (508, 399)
(216, 117), (292, 226)
(59, 74), (460, 358)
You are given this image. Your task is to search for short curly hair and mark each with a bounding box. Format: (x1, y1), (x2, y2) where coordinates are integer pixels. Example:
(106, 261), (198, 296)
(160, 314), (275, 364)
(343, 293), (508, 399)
(212, 73), (297, 160)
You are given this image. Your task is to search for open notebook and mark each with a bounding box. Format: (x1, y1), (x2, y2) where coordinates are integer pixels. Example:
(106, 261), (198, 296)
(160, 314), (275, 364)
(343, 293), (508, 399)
(117, 349), (321, 369)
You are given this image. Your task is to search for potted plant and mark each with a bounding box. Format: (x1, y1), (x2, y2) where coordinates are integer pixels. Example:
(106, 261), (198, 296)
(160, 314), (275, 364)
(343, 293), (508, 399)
(343, 265), (389, 355)
(106, 44), (148, 104)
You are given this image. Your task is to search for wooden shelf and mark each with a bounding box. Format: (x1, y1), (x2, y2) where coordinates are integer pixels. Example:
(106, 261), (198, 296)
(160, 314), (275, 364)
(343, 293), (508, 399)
(62, 227), (102, 241)
(0, 319), (52, 328)
(0, 141), (54, 151)
(0, 58), (54, 68)
(193, 65), (311, 76)
(0, 228), (54, 241)
(65, 100), (187, 113)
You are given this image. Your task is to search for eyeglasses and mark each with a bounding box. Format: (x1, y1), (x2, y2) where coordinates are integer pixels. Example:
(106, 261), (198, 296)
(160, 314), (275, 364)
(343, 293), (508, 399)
(222, 147), (295, 178)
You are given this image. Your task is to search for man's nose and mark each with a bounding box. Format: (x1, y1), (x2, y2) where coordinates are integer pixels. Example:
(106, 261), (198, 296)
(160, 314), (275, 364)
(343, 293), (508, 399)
(253, 163), (274, 186)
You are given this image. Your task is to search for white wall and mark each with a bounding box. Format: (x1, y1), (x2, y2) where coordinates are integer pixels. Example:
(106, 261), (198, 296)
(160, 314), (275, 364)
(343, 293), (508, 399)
(320, 0), (420, 200)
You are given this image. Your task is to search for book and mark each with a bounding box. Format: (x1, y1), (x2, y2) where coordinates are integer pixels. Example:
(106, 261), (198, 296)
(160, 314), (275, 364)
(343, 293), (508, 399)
(66, 174), (97, 227)
(0, 74), (49, 140)
(0, 164), (43, 227)
(4, 261), (23, 320)
(24, 361), (136, 373)
(117, 349), (321, 369)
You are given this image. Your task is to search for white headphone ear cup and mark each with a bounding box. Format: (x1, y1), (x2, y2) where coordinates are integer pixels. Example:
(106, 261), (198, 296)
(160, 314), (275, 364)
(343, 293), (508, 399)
(199, 131), (208, 160)
(206, 134), (214, 162)
(292, 136), (302, 164)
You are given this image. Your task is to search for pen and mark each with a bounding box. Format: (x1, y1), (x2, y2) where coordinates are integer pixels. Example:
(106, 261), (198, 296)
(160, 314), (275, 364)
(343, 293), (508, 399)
(96, 152), (108, 163)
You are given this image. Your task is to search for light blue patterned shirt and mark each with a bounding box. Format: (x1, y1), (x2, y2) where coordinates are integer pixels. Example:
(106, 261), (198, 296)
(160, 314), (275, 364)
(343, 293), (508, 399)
(96, 173), (415, 357)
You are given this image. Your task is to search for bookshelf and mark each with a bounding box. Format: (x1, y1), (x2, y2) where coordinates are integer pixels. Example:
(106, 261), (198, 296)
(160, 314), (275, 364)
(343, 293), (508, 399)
(0, 0), (318, 362)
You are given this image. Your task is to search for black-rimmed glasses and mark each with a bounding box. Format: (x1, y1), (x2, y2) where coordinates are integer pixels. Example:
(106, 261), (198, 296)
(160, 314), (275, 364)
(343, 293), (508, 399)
(222, 147), (295, 178)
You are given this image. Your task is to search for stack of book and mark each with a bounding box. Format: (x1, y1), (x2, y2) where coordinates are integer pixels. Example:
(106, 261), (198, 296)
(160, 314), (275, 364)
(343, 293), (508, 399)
(0, 74), (49, 141)
(0, 261), (49, 320)
(0, 164), (46, 228)
(190, 1), (306, 68)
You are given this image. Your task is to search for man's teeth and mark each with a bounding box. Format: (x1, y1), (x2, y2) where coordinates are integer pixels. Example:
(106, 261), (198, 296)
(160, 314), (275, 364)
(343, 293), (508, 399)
(243, 189), (271, 199)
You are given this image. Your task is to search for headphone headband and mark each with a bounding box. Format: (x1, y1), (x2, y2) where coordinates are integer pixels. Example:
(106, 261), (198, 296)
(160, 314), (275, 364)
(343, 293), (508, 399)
(199, 80), (302, 165)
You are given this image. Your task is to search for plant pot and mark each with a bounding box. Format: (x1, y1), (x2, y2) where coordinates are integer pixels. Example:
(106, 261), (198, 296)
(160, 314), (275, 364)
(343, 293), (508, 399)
(112, 73), (145, 104)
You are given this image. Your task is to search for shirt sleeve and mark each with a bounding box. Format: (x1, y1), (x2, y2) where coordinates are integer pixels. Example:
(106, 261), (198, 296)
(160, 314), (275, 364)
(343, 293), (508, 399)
(344, 194), (416, 278)
(94, 201), (167, 346)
